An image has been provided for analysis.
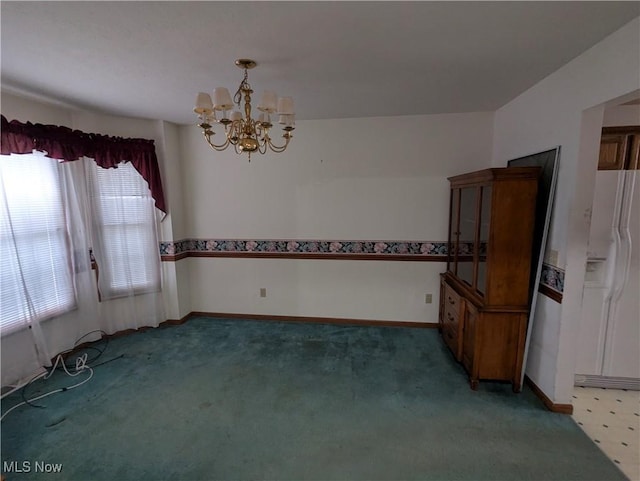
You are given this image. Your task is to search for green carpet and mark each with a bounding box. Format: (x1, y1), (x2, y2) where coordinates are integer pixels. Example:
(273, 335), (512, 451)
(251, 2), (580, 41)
(1, 317), (627, 480)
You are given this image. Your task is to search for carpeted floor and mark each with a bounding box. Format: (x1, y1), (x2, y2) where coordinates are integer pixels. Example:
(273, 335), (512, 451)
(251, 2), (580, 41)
(1, 317), (628, 480)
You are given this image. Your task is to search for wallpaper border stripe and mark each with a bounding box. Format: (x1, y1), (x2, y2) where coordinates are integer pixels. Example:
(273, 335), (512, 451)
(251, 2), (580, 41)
(539, 263), (565, 303)
(159, 239), (565, 301)
(160, 239), (449, 261)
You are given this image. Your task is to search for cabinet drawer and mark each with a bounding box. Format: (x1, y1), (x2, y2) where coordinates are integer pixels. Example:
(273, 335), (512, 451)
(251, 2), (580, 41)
(440, 281), (464, 361)
(443, 284), (461, 312)
(443, 283), (463, 332)
(443, 301), (459, 327)
(443, 323), (459, 357)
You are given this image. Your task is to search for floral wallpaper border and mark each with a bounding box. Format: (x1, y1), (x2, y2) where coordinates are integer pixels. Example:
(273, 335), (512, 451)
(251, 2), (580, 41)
(159, 239), (565, 296)
(160, 239), (450, 257)
(540, 263), (565, 294)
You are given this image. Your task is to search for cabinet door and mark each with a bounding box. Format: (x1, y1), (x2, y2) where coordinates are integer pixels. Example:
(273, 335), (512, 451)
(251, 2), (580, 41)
(476, 185), (492, 296)
(457, 187), (477, 287)
(447, 189), (460, 275)
(462, 303), (478, 374)
(599, 134), (629, 170)
(629, 135), (639, 170)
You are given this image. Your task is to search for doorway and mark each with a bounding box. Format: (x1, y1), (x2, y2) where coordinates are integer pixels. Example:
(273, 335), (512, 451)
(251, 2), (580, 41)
(574, 97), (640, 389)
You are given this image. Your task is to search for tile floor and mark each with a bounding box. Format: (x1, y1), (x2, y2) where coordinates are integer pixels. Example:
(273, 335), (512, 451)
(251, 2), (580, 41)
(572, 386), (640, 481)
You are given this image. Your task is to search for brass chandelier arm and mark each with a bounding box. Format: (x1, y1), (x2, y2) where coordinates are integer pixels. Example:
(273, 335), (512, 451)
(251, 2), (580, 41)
(202, 130), (231, 151)
(265, 133), (292, 153)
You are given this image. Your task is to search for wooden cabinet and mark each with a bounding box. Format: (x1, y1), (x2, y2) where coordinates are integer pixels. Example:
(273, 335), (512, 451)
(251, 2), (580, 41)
(439, 167), (540, 392)
(599, 127), (640, 171)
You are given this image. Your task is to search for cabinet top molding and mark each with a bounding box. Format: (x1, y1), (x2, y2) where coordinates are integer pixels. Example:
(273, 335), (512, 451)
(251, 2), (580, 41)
(448, 167), (541, 186)
(601, 126), (640, 135)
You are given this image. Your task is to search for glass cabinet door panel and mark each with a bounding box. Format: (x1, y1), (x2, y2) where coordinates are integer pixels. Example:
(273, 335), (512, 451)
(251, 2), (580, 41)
(457, 187), (477, 286)
(476, 185), (492, 295)
(448, 189), (460, 274)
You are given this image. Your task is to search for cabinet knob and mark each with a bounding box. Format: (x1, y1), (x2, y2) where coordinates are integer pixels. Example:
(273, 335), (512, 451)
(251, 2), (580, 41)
(447, 313), (454, 321)
(448, 297), (455, 305)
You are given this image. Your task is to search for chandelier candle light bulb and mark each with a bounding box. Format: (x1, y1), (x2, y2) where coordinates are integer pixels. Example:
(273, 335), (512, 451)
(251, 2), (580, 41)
(193, 59), (295, 161)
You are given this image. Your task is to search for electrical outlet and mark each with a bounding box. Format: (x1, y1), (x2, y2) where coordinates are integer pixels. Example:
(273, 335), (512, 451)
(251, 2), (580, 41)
(259, 288), (267, 298)
(425, 293), (433, 304)
(546, 249), (559, 266)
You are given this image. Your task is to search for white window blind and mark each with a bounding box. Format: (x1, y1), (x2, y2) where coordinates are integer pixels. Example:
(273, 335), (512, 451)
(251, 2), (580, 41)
(0, 153), (76, 333)
(88, 162), (160, 299)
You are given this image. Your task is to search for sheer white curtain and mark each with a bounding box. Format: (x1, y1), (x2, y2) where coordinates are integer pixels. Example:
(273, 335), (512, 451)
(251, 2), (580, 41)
(85, 159), (164, 334)
(0, 153), (74, 368)
(0, 154), (164, 387)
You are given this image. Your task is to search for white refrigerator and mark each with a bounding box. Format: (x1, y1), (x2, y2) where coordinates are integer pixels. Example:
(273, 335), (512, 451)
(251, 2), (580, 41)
(575, 169), (640, 388)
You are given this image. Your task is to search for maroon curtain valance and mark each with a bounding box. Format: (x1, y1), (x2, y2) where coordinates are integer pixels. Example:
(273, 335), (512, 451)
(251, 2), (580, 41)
(1, 115), (166, 213)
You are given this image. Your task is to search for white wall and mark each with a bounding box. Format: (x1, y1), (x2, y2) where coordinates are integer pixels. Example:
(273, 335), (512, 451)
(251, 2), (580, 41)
(180, 112), (495, 322)
(154, 121), (191, 318)
(492, 17), (640, 403)
(2, 91), (73, 126)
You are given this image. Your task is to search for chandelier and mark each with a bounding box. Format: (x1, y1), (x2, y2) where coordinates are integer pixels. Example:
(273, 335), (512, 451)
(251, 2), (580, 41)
(193, 59), (295, 161)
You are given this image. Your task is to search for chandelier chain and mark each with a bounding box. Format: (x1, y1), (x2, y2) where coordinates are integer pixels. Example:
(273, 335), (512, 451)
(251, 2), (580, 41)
(233, 68), (250, 106)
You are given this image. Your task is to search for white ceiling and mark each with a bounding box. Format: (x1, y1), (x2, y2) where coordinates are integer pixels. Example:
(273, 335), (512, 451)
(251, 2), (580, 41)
(1, 1), (638, 125)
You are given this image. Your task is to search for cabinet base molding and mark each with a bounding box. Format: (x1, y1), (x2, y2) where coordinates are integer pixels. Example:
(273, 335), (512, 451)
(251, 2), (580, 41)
(574, 374), (640, 391)
(524, 375), (573, 414)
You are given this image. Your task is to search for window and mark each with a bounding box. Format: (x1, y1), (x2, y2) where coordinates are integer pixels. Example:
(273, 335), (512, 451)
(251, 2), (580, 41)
(0, 154), (76, 333)
(0, 154), (161, 334)
(88, 162), (160, 299)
